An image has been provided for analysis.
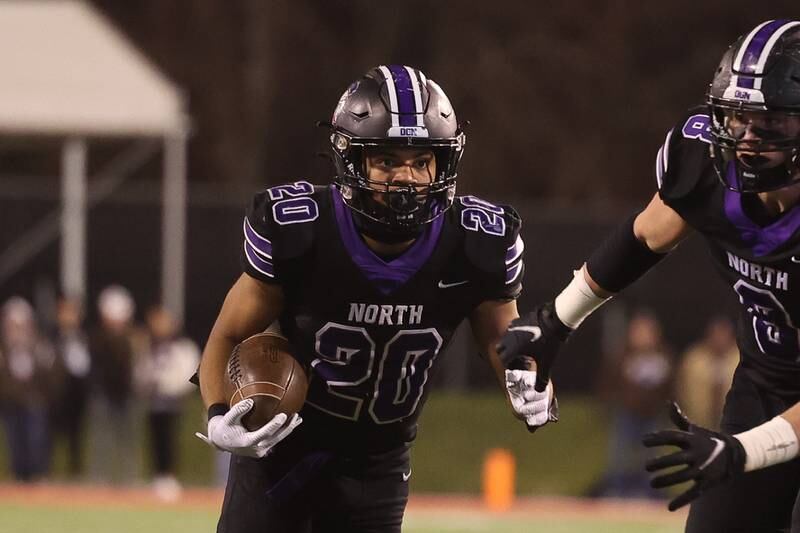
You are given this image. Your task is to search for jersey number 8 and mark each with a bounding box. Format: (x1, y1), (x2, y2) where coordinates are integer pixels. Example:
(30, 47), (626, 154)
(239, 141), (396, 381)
(734, 280), (800, 361)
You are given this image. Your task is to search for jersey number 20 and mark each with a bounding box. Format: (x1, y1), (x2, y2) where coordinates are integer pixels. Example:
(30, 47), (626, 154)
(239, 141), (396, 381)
(305, 323), (443, 424)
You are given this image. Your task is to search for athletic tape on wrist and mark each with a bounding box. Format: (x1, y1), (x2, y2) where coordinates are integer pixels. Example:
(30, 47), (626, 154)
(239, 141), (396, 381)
(554, 268), (611, 329)
(734, 416), (799, 472)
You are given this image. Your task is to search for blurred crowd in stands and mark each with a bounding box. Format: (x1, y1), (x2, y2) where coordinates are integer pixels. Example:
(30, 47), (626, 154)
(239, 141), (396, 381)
(0, 285), (738, 501)
(0, 285), (199, 501)
(590, 310), (738, 499)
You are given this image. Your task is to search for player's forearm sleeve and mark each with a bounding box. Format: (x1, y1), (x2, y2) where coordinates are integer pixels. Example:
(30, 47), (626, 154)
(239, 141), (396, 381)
(585, 213), (667, 293)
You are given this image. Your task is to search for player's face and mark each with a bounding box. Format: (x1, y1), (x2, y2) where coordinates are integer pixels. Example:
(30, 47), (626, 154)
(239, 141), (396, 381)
(725, 110), (800, 169)
(364, 147), (436, 194)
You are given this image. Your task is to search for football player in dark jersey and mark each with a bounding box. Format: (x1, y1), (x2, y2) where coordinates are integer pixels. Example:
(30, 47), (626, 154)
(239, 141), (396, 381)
(497, 20), (800, 533)
(195, 65), (555, 533)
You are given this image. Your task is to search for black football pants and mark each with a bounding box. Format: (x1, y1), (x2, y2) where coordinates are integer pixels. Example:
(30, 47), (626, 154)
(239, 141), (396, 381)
(217, 444), (411, 533)
(793, 494), (800, 533)
(685, 367), (800, 533)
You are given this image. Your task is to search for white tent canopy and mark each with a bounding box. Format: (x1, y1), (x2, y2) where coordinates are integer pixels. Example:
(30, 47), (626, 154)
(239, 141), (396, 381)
(0, 0), (189, 319)
(0, 0), (185, 136)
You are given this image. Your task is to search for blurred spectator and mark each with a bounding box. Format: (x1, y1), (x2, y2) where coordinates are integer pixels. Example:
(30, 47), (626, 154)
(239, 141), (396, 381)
(592, 310), (674, 498)
(87, 284), (142, 484)
(675, 316), (739, 430)
(138, 304), (199, 501)
(50, 295), (91, 478)
(0, 296), (61, 482)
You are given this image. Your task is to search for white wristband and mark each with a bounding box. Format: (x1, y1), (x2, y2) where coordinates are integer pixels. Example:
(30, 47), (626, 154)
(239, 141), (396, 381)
(734, 416), (799, 472)
(553, 268), (611, 329)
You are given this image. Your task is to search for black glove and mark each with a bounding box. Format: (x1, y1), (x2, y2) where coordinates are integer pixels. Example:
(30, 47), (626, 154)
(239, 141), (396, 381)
(496, 301), (571, 392)
(642, 402), (746, 511)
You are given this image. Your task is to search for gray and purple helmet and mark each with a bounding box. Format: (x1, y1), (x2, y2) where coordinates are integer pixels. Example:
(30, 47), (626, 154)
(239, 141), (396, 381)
(329, 65), (466, 241)
(707, 20), (800, 193)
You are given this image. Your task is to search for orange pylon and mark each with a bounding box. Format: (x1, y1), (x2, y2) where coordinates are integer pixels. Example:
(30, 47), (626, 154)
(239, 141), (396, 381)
(482, 448), (515, 512)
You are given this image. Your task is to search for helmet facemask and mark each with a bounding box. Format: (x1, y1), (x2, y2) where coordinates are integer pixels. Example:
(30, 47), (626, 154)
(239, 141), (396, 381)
(709, 103), (800, 193)
(332, 132), (463, 240)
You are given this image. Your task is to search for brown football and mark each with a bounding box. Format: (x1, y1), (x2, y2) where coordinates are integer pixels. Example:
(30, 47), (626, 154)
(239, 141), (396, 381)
(224, 332), (308, 431)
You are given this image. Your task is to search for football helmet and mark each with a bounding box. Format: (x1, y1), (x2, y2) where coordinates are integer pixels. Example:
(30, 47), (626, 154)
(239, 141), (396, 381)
(707, 20), (800, 193)
(329, 65), (465, 242)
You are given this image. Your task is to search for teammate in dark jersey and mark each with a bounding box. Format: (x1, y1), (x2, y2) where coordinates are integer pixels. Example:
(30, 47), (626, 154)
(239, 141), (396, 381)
(196, 65), (555, 533)
(497, 20), (800, 533)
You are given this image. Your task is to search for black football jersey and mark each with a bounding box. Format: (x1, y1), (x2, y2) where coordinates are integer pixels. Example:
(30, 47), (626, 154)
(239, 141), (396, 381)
(657, 107), (800, 396)
(241, 182), (523, 451)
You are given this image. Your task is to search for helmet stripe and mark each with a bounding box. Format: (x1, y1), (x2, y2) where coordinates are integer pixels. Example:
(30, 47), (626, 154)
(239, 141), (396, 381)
(387, 64), (418, 127)
(731, 20), (774, 90)
(753, 21), (800, 89)
(733, 20), (776, 73)
(734, 20), (798, 89)
(378, 65), (400, 127)
(404, 66), (425, 127)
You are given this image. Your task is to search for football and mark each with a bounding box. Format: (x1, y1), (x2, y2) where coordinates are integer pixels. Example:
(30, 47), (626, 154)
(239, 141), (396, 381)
(224, 331), (308, 431)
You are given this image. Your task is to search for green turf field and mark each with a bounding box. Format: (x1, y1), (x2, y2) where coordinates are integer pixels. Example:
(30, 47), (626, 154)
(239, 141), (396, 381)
(1, 392), (683, 533)
(0, 504), (682, 533)
(1, 392), (616, 494)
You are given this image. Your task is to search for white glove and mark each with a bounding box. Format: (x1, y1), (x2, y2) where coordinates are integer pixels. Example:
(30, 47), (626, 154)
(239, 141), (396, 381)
(195, 398), (302, 458)
(505, 369), (559, 430)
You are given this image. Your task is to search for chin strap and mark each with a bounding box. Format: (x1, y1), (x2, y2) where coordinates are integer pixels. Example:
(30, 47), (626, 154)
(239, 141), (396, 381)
(351, 209), (423, 244)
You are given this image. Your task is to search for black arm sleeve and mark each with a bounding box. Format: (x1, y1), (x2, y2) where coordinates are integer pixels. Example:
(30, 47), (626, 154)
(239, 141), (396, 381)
(585, 213), (667, 293)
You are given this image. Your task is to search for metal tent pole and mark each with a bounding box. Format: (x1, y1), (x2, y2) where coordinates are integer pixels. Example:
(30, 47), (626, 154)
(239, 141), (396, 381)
(61, 138), (88, 302)
(161, 128), (188, 322)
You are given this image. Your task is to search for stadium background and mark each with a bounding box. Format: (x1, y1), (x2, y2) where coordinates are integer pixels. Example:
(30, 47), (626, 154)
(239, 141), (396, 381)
(1, 1), (798, 531)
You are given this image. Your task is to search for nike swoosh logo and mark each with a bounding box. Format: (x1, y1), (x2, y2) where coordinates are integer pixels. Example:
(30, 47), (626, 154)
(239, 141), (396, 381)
(402, 469), (411, 481)
(699, 438), (726, 470)
(792, 256), (800, 264)
(438, 280), (469, 289)
(509, 325), (542, 342)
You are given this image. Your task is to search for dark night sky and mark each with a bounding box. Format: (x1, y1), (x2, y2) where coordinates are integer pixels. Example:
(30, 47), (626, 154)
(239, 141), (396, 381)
(83, 1), (800, 204)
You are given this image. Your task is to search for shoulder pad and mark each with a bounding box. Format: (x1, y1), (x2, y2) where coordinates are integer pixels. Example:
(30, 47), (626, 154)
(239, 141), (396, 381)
(655, 107), (715, 207)
(242, 181), (327, 281)
(454, 195), (522, 277)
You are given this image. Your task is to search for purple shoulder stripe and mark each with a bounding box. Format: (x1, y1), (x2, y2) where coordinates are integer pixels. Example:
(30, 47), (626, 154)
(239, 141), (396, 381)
(244, 241), (275, 278)
(506, 261), (523, 285)
(244, 217), (273, 259)
(506, 235), (524, 265)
